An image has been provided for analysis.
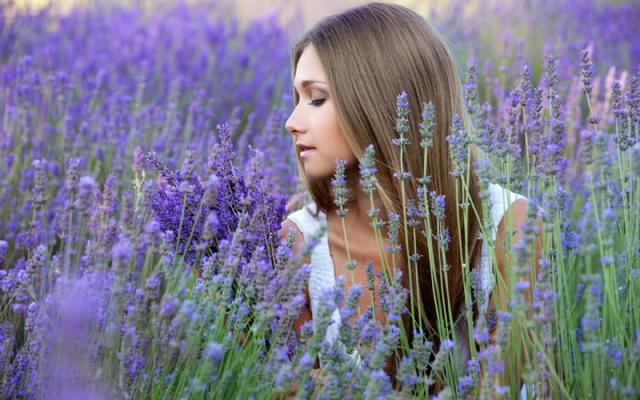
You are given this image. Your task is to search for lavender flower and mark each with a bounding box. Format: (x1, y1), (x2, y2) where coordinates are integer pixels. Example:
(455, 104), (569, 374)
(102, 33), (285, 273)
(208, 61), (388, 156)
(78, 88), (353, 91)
(144, 272), (163, 303)
(363, 369), (392, 398)
(626, 72), (640, 130)
(359, 144), (378, 195)
(31, 159), (48, 210)
(331, 159), (350, 218)
(580, 48), (593, 96)
(606, 339), (622, 367)
(392, 91), (412, 160)
(160, 297), (178, 320)
(463, 57), (479, 112)
(446, 115), (470, 178)
(101, 174), (118, 217)
(132, 146), (144, 173)
(411, 328), (433, 374)
(610, 80), (626, 120)
(0, 240), (8, 266)
(544, 53), (559, 95)
(580, 274), (603, 353)
(430, 338), (454, 378)
(435, 227), (451, 252)
(26, 244), (47, 288)
(146, 152), (205, 265)
(429, 190), (446, 221)
(397, 356), (419, 387)
(405, 199), (423, 229)
(419, 101), (435, 150)
(206, 341), (224, 366)
(365, 261), (375, 292)
(65, 157), (80, 194)
(77, 176), (97, 216)
(202, 173), (219, 208)
(520, 64), (532, 109)
(378, 269), (407, 324)
(385, 212), (401, 255)
(112, 237), (131, 272)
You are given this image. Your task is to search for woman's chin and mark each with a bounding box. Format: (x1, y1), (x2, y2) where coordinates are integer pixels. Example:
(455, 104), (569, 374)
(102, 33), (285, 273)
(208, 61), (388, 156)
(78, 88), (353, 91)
(303, 167), (334, 183)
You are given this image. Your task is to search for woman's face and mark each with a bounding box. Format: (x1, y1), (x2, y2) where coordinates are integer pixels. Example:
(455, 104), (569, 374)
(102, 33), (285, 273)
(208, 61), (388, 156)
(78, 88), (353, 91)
(285, 44), (357, 181)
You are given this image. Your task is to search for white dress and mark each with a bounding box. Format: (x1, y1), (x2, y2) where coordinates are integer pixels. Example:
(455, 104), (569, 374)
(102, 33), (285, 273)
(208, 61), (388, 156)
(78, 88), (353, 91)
(286, 182), (530, 398)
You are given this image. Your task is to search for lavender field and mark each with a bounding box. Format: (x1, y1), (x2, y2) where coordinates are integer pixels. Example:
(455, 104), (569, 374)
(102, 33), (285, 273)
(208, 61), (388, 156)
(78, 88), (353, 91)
(0, 0), (639, 399)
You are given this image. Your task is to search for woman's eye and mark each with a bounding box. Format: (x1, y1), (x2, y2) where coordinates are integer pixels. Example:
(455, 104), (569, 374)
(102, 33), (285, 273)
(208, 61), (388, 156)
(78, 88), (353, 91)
(307, 98), (326, 107)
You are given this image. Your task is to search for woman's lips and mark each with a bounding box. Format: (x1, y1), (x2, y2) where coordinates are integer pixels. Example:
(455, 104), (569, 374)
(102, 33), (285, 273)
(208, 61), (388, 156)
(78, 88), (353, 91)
(300, 148), (316, 158)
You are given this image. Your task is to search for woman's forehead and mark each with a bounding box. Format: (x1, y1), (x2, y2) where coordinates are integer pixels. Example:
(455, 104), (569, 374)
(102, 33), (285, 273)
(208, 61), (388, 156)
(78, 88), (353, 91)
(294, 45), (326, 81)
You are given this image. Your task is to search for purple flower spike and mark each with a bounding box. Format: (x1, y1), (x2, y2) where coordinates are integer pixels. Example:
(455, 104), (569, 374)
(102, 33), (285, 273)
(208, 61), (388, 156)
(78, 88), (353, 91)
(206, 341), (224, 366)
(580, 47), (593, 96)
(132, 146), (144, 173)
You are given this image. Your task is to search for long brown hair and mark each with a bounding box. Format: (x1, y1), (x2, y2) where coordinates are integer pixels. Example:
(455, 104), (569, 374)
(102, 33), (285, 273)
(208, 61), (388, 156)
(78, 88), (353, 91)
(290, 1), (484, 385)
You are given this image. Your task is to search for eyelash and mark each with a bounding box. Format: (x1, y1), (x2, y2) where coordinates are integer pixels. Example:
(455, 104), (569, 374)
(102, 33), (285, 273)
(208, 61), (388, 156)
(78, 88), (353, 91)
(307, 98), (326, 107)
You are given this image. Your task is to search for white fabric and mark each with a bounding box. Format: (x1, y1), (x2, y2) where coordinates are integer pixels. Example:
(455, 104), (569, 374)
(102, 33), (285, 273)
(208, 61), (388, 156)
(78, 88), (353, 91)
(286, 201), (356, 366)
(286, 182), (527, 379)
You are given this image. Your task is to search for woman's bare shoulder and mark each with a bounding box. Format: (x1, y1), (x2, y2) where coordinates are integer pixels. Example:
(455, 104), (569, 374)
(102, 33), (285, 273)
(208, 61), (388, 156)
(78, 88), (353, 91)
(278, 219), (313, 343)
(492, 198), (543, 306)
(278, 218), (308, 263)
(494, 198), (533, 268)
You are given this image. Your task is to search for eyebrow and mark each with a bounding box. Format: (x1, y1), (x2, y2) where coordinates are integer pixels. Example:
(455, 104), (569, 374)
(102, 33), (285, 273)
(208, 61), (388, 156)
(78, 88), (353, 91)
(292, 79), (328, 92)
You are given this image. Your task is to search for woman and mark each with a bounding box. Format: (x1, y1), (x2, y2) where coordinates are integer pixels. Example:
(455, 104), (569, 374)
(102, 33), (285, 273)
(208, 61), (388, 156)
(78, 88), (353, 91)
(279, 2), (541, 397)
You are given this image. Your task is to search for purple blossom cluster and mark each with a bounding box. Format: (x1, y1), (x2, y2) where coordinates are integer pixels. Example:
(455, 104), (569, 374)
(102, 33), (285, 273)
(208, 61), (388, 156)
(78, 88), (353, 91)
(0, 2), (305, 398)
(145, 133), (288, 271)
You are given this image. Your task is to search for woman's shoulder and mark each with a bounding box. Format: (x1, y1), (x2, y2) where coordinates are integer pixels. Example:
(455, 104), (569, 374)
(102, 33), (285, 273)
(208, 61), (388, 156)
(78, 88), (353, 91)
(286, 201), (323, 221)
(487, 182), (527, 201)
(278, 218), (305, 247)
(281, 201), (325, 241)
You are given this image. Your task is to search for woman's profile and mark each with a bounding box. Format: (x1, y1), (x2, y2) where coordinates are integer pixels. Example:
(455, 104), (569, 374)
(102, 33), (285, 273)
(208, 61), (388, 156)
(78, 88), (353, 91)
(278, 2), (541, 397)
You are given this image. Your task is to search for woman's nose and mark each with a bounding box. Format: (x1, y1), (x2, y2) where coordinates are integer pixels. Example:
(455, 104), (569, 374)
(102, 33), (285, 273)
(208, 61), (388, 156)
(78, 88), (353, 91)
(285, 108), (305, 136)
